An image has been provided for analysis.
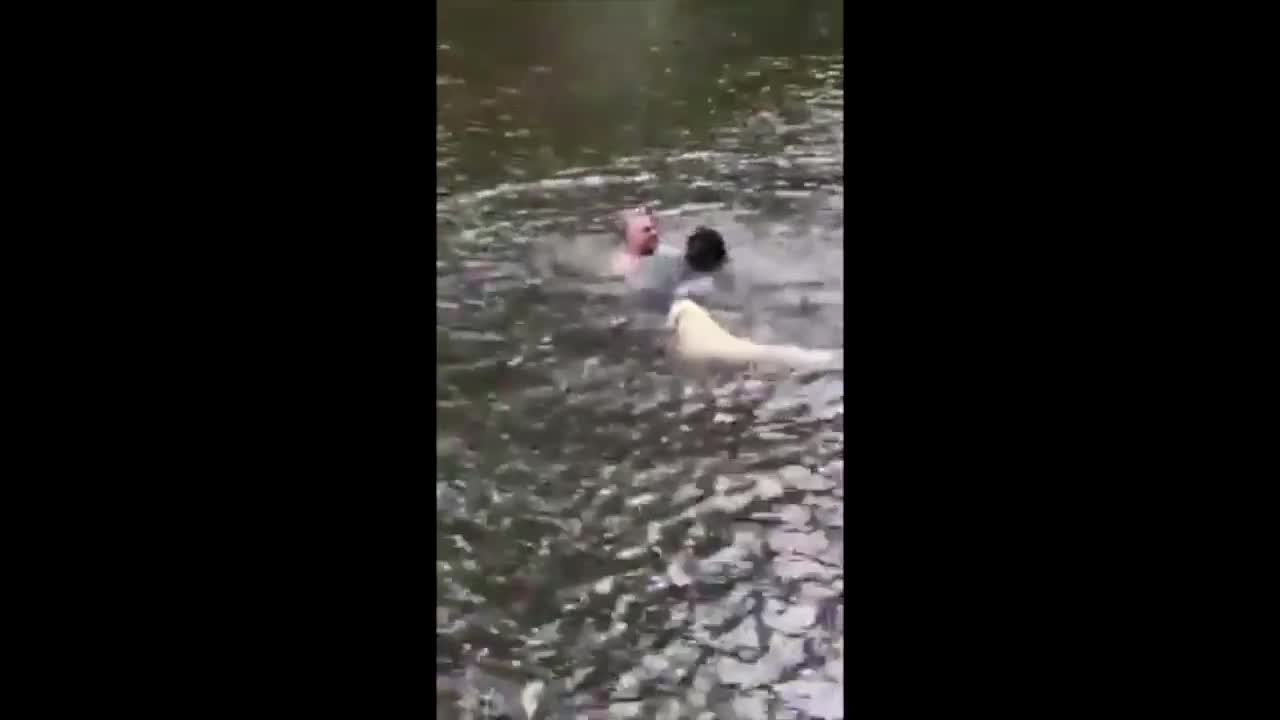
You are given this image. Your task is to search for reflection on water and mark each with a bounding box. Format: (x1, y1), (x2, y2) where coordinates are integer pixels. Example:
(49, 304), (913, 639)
(438, 2), (844, 718)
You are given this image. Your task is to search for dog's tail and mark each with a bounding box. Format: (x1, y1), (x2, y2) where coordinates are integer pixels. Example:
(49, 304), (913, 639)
(668, 298), (841, 371)
(748, 343), (838, 369)
(692, 335), (837, 370)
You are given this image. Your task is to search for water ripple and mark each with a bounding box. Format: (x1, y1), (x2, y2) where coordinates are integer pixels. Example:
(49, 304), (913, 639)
(438, 9), (843, 718)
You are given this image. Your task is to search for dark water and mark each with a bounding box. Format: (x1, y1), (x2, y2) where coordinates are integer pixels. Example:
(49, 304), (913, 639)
(438, 3), (844, 718)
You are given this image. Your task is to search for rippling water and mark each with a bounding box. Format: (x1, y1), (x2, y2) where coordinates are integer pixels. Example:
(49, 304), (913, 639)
(438, 3), (844, 717)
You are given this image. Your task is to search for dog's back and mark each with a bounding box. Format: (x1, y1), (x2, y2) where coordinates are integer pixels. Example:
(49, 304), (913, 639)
(667, 299), (838, 372)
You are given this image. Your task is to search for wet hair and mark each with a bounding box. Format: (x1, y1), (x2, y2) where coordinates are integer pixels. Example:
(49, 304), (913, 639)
(684, 227), (728, 273)
(614, 206), (655, 235)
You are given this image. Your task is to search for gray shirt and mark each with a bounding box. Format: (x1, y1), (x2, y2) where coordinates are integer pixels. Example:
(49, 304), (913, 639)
(626, 247), (734, 314)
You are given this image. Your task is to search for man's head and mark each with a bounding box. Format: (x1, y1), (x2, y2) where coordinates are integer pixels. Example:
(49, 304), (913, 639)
(620, 206), (660, 257)
(685, 227), (728, 273)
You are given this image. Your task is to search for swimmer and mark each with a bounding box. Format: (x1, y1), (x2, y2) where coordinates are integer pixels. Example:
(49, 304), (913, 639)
(610, 206), (661, 277)
(627, 225), (733, 315)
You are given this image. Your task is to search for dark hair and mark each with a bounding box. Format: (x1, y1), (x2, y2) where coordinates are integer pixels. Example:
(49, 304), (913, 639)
(685, 226), (728, 273)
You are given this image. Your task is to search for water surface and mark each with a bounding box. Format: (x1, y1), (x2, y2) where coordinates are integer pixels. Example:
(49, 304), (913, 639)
(438, 3), (844, 717)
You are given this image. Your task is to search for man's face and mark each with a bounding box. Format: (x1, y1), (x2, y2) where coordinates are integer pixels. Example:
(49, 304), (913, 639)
(624, 211), (660, 256)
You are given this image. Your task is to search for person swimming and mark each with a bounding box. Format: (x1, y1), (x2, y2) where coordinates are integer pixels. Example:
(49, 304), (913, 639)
(610, 206), (661, 277)
(535, 206), (730, 309)
(626, 225), (734, 314)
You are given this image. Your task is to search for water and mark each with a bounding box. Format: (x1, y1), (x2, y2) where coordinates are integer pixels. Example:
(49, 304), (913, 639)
(438, 3), (844, 717)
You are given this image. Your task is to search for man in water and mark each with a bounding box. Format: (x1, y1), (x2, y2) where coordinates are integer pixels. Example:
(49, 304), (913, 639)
(610, 206), (661, 277)
(609, 205), (731, 307)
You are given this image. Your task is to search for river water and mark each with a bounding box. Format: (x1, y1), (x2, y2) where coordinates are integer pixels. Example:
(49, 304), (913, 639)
(437, 3), (844, 718)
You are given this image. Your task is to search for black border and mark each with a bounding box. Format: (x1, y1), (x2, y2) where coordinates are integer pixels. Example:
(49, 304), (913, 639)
(30, 3), (1220, 716)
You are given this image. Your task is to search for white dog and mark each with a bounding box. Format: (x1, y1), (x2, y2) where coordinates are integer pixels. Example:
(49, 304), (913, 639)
(666, 298), (838, 374)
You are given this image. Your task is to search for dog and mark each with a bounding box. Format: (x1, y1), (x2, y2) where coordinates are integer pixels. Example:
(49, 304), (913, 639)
(666, 298), (837, 373)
